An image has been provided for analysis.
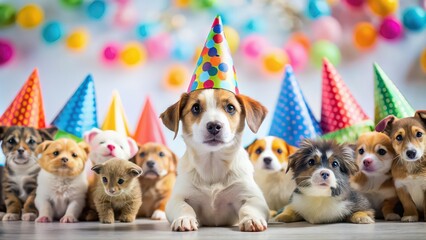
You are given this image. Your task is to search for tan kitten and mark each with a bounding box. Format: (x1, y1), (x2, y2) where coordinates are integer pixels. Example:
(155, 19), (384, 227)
(91, 158), (143, 224)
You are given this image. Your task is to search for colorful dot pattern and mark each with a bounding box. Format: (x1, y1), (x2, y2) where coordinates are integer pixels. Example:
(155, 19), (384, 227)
(269, 65), (322, 147)
(187, 16), (239, 94)
(0, 69), (46, 128)
(51, 75), (98, 139)
(373, 64), (415, 124)
(320, 59), (370, 134)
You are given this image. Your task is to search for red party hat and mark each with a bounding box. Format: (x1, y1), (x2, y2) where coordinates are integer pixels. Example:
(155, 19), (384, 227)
(134, 96), (167, 146)
(0, 69), (46, 128)
(320, 58), (370, 133)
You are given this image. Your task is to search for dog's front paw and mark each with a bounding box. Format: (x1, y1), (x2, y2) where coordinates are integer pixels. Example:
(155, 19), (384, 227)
(385, 213), (401, 221)
(119, 215), (136, 223)
(100, 217), (114, 224)
(2, 213), (20, 221)
(239, 217), (267, 232)
(35, 216), (52, 223)
(22, 213), (37, 221)
(84, 210), (99, 221)
(401, 215), (418, 222)
(171, 216), (198, 231)
(60, 215), (78, 223)
(151, 210), (166, 220)
(350, 212), (375, 224)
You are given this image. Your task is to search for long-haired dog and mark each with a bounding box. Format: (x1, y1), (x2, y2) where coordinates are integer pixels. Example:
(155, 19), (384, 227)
(274, 139), (375, 224)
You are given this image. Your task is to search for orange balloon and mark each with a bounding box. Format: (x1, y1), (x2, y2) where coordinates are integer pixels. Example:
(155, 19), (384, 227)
(289, 32), (311, 51)
(165, 64), (189, 88)
(262, 49), (289, 74)
(421, 47), (426, 74)
(367, 0), (398, 17)
(353, 22), (377, 50)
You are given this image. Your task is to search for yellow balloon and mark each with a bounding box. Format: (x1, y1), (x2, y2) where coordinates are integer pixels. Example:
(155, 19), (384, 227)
(66, 29), (89, 51)
(367, 0), (398, 17)
(16, 4), (44, 29)
(421, 48), (426, 74)
(165, 64), (189, 88)
(262, 49), (289, 74)
(193, 45), (203, 63)
(353, 22), (377, 50)
(174, 0), (191, 8)
(120, 42), (146, 66)
(223, 26), (240, 54)
(326, 0), (339, 6)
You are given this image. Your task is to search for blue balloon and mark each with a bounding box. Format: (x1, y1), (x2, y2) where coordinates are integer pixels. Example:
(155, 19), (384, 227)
(42, 21), (63, 43)
(306, 0), (330, 19)
(244, 18), (265, 34)
(86, 0), (106, 20)
(136, 22), (160, 40)
(402, 6), (426, 32)
(172, 41), (194, 61)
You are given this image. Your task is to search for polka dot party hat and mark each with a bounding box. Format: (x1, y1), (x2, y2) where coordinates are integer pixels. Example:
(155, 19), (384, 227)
(269, 65), (322, 147)
(373, 63), (414, 124)
(134, 96), (167, 146)
(51, 75), (98, 140)
(187, 15), (239, 94)
(101, 91), (131, 136)
(0, 69), (46, 128)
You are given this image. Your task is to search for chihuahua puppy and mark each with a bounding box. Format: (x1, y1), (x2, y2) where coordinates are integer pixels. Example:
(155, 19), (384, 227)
(132, 142), (177, 220)
(92, 158), (143, 224)
(350, 132), (400, 221)
(376, 110), (426, 222)
(35, 139), (90, 223)
(275, 139), (375, 224)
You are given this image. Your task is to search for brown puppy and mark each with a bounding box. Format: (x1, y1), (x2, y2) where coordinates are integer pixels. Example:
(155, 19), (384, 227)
(132, 142), (177, 220)
(376, 110), (426, 222)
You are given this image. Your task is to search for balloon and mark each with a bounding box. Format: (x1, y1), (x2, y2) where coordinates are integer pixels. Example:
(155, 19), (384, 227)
(0, 4), (16, 27)
(379, 17), (402, 40)
(16, 4), (44, 29)
(120, 42), (146, 66)
(353, 22), (377, 50)
(0, 39), (14, 65)
(101, 43), (120, 63)
(367, 0), (398, 17)
(145, 33), (172, 59)
(402, 6), (426, 32)
(172, 40), (194, 61)
(241, 35), (268, 60)
(289, 32), (311, 51)
(284, 41), (308, 71)
(66, 29), (89, 51)
(87, 0), (106, 20)
(310, 40), (341, 67)
(61, 0), (83, 8)
(136, 22), (160, 40)
(311, 16), (342, 43)
(306, 0), (331, 19)
(262, 49), (289, 74)
(173, 0), (191, 8)
(114, 4), (137, 28)
(326, 0), (339, 5)
(191, 0), (217, 10)
(42, 21), (64, 43)
(164, 64), (189, 88)
(344, 0), (365, 8)
(421, 47), (426, 74)
(223, 26), (240, 54)
(244, 18), (265, 34)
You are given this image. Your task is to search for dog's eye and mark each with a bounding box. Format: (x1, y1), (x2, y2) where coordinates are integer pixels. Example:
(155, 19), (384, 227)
(117, 179), (124, 185)
(28, 139), (36, 144)
(396, 135), (403, 141)
(377, 149), (387, 156)
(277, 149), (283, 154)
(7, 138), (16, 144)
(120, 145), (124, 150)
(255, 147), (263, 155)
(358, 148), (364, 155)
(72, 153), (78, 158)
(140, 152), (146, 158)
(159, 152), (165, 157)
(102, 177), (108, 183)
(416, 132), (423, 138)
(191, 103), (201, 115)
(331, 161), (339, 168)
(99, 141), (105, 144)
(308, 159), (315, 166)
(53, 151), (59, 156)
(225, 104), (236, 114)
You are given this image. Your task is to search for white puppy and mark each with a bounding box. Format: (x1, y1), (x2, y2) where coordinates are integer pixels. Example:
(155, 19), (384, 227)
(160, 89), (270, 232)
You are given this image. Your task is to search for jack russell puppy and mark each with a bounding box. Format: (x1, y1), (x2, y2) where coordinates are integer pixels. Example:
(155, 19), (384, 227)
(160, 89), (270, 232)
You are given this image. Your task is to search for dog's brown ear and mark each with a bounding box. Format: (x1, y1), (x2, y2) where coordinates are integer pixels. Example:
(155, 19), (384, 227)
(160, 93), (189, 139)
(128, 166), (143, 177)
(286, 152), (297, 174)
(38, 126), (58, 141)
(0, 126), (8, 141)
(91, 164), (103, 174)
(286, 144), (298, 156)
(36, 140), (53, 154)
(340, 145), (359, 176)
(375, 115), (396, 135)
(237, 95), (268, 133)
(414, 110), (426, 126)
(169, 150), (178, 172)
(78, 142), (90, 157)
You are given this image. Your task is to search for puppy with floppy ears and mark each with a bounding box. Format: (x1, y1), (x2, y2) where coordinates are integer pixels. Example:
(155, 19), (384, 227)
(274, 139), (375, 224)
(160, 89), (270, 232)
(246, 137), (297, 212)
(376, 110), (426, 222)
(131, 142), (177, 220)
(35, 138), (90, 223)
(350, 132), (400, 221)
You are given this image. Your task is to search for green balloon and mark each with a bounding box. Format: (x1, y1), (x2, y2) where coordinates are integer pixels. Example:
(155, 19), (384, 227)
(0, 4), (16, 27)
(192, 0), (217, 10)
(310, 40), (341, 68)
(61, 0), (83, 8)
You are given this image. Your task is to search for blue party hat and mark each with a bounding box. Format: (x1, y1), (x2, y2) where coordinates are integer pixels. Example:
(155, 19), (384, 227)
(269, 65), (322, 146)
(51, 75), (98, 139)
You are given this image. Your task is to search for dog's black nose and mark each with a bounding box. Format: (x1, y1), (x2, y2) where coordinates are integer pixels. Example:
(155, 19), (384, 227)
(320, 171), (330, 180)
(147, 160), (155, 168)
(207, 121), (222, 135)
(263, 157), (272, 165)
(61, 157), (68, 163)
(17, 149), (25, 155)
(406, 150), (417, 159)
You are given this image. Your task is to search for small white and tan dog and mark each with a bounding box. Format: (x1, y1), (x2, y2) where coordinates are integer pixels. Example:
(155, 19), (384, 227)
(160, 89), (270, 232)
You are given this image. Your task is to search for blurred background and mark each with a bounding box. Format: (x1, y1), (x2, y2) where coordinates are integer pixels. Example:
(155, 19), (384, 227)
(0, 0), (425, 157)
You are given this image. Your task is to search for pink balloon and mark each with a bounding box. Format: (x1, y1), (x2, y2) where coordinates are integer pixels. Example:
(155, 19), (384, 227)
(344, 0), (365, 8)
(144, 33), (172, 59)
(0, 39), (14, 66)
(379, 17), (403, 40)
(284, 41), (308, 71)
(101, 43), (120, 63)
(311, 16), (342, 43)
(241, 35), (268, 60)
(114, 5), (137, 28)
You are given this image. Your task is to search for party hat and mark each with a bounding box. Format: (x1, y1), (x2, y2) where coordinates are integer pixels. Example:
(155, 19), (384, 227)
(134, 96), (167, 146)
(0, 69), (46, 128)
(101, 91), (131, 136)
(373, 63), (415, 124)
(320, 58), (373, 143)
(269, 65), (322, 146)
(187, 15), (239, 94)
(51, 75), (98, 140)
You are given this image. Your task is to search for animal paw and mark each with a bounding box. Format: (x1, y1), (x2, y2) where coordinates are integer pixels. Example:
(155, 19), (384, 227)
(239, 217), (267, 232)
(350, 212), (374, 224)
(119, 215), (135, 223)
(100, 217), (114, 224)
(2, 213), (20, 221)
(84, 210), (99, 221)
(385, 213), (401, 221)
(22, 213), (37, 221)
(171, 216), (199, 231)
(401, 215), (418, 222)
(36, 216), (52, 223)
(151, 210), (166, 220)
(60, 215), (78, 223)
(274, 213), (295, 223)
